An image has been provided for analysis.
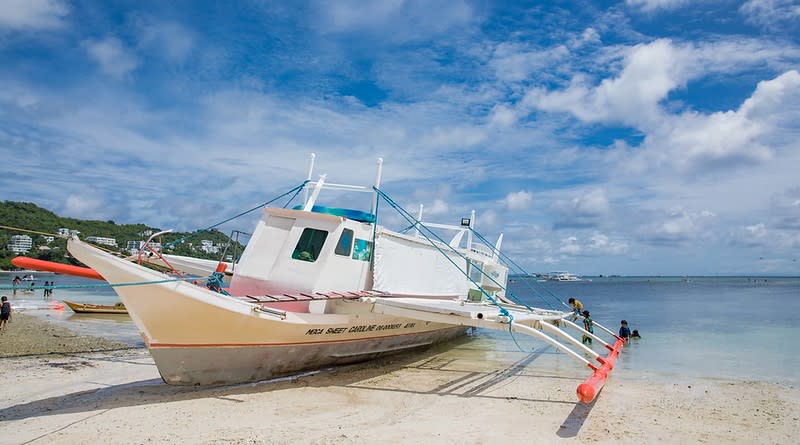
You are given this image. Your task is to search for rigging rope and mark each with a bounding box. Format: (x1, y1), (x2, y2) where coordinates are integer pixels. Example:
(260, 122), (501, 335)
(470, 229), (569, 310)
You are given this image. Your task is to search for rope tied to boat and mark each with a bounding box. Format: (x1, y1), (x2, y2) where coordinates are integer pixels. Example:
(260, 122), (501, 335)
(0, 276), (213, 291)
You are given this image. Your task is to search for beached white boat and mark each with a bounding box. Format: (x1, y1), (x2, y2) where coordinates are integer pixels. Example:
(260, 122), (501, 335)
(66, 156), (623, 402)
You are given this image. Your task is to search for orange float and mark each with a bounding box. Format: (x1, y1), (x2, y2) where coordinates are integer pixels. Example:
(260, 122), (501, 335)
(11, 256), (104, 280)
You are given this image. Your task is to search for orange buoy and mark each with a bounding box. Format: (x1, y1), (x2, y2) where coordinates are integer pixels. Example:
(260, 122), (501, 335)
(576, 338), (624, 403)
(11, 257), (104, 280)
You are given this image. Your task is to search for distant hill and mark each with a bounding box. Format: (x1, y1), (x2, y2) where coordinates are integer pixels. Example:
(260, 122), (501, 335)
(0, 201), (245, 270)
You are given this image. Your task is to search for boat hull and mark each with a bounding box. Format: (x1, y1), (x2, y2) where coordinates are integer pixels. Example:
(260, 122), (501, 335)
(150, 326), (465, 385)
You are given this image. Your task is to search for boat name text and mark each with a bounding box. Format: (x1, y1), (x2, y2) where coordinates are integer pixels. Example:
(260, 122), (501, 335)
(305, 323), (416, 336)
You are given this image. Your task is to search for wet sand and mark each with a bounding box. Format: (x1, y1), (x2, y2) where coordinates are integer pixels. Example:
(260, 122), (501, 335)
(0, 313), (131, 358)
(0, 319), (798, 444)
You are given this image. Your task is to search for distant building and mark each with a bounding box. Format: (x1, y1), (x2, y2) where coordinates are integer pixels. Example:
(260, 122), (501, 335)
(139, 229), (154, 237)
(126, 240), (145, 254)
(42, 236), (54, 243)
(199, 240), (221, 254)
(86, 236), (118, 247)
(128, 240), (162, 254)
(57, 228), (70, 237)
(8, 235), (33, 254)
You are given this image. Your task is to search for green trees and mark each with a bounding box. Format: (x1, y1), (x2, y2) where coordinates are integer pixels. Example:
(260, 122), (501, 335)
(0, 201), (246, 270)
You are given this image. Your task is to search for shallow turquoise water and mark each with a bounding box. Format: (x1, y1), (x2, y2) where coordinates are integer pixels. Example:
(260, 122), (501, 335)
(5, 273), (798, 383)
(507, 276), (800, 383)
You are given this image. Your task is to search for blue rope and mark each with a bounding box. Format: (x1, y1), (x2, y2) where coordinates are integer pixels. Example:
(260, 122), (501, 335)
(373, 188), (510, 317)
(470, 229), (568, 310)
(164, 181), (310, 248)
(0, 276), (211, 291)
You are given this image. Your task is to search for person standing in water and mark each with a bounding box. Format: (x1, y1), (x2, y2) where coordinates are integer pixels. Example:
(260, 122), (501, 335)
(581, 310), (594, 345)
(619, 320), (631, 342)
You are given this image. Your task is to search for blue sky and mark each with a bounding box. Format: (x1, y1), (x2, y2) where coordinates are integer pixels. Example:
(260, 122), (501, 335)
(1, 0), (799, 275)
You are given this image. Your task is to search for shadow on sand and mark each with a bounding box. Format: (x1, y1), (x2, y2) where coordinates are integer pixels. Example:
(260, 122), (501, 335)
(1, 338), (582, 423)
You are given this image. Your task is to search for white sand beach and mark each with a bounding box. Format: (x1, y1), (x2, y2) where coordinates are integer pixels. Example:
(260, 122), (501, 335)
(1, 323), (797, 445)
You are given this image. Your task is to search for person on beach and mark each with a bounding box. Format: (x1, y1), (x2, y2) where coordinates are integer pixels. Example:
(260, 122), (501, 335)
(48, 281), (55, 297)
(581, 310), (593, 345)
(12, 276), (21, 296)
(43, 281), (50, 298)
(619, 320), (631, 342)
(1, 296), (11, 333)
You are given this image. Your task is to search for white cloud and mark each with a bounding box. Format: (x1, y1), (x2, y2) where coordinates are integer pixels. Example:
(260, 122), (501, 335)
(740, 0), (800, 28)
(637, 208), (717, 245)
(524, 39), (684, 127)
(631, 70), (800, 172)
(491, 43), (570, 82)
(488, 104), (517, 128)
(83, 37), (139, 80)
(426, 199), (449, 215)
(317, 0), (474, 41)
(503, 190), (532, 211)
(135, 19), (194, 62)
(423, 125), (487, 149)
(626, 0), (689, 12)
(0, 0), (68, 30)
(556, 233), (627, 256)
(552, 188), (609, 228)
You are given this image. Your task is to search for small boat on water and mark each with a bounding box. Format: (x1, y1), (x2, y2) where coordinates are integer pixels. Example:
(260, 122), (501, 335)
(545, 271), (582, 281)
(60, 155), (623, 403)
(64, 300), (127, 314)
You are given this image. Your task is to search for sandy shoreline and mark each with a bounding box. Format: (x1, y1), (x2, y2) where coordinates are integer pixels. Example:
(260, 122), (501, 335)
(0, 319), (798, 444)
(0, 313), (131, 358)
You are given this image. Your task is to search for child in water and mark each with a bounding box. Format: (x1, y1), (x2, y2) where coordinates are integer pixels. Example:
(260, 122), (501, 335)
(631, 329), (641, 339)
(619, 320), (631, 342)
(581, 310), (593, 345)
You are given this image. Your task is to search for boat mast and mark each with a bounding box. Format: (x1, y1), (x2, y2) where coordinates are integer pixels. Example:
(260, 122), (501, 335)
(304, 153), (316, 206)
(371, 157), (383, 215)
(467, 209), (475, 251)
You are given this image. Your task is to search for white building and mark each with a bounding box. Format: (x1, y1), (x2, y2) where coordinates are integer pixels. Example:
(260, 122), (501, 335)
(126, 240), (144, 254)
(86, 236), (117, 247)
(42, 236), (54, 243)
(57, 228), (70, 237)
(139, 229), (154, 237)
(127, 240), (161, 254)
(7, 235), (33, 254)
(199, 240), (221, 254)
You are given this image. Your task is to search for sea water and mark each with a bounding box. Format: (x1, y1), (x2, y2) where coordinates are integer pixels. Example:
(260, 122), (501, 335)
(5, 273), (799, 383)
(502, 276), (800, 384)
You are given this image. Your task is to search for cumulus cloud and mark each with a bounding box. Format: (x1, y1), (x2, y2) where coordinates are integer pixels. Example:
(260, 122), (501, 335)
(632, 70), (800, 172)
(0, 0), (68, 30)
(557, 233), (627, 256)
(503, 190), (532, 210)
(740, 0), (800, 28)
(83, 37), (139, 79)
(552, 189), (609, 229)
(637, 208), (716, 245)
(491, 43), (570, 82)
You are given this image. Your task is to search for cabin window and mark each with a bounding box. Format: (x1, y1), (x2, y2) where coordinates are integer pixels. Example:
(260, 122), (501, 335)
(352, 238), (372, 261)
(292, 228), (329, 262)
(469, 260), (484, 283)
(335, 229), (354, 257)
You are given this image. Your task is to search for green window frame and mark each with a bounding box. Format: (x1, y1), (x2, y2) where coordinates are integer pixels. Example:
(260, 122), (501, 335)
(291, 228), (329, 262)
(335, 229), (354, 257)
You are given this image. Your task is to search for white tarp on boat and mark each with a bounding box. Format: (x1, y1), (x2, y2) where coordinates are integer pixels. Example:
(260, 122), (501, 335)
(373, 230), (468, 296)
